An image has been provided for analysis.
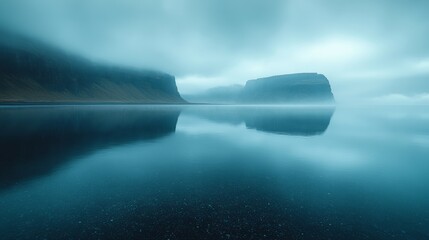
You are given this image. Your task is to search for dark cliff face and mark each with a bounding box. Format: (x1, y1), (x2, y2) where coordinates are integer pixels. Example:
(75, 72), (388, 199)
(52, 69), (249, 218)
(240, 73), (335, 104)
(0, 31), (185, 103)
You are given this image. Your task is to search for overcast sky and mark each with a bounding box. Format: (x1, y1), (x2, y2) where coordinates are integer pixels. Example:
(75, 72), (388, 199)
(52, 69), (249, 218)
(1, 0), (428, 102)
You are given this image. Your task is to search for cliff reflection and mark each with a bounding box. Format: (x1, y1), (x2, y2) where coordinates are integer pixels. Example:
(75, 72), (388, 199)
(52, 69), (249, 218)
(185, 106), (334, 136)
(0, 106), (181, 190)
(243, 107), (334, 136)
(0, 105), (334, 191)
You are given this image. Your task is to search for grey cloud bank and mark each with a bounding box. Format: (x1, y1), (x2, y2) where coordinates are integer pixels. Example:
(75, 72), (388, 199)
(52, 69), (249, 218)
(1, 0), (428, 102)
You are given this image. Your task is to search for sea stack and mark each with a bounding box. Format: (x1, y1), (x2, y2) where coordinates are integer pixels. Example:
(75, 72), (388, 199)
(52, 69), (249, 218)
(239, 73), (335, 104)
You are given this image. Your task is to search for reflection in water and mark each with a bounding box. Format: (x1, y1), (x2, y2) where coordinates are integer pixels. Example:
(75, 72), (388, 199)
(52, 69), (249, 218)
(185, 106), (334, 136)
(0, 106), (428, 240)
(243, 107), (333, 135)
(0, 106), (334, 190)
(0, 106), (180, 189)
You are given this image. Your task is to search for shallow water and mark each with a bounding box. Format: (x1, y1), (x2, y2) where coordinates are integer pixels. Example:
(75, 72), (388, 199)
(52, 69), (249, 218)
(0, 105), (428, 239)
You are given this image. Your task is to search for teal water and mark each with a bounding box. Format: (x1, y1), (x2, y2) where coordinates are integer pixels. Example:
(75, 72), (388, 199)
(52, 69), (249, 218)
(0, 105), (428, 239)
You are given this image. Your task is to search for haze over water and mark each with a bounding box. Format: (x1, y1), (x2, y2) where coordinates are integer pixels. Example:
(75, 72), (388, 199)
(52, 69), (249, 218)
(0, 105), (428, 239)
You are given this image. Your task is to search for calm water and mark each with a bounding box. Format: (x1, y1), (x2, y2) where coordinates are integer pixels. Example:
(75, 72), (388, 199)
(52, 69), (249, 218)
(0, 105), (428, 239)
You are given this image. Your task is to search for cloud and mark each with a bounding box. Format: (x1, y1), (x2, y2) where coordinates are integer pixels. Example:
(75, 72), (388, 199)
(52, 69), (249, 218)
(1, 0), (429, 100)
(372, 94), (429, 105)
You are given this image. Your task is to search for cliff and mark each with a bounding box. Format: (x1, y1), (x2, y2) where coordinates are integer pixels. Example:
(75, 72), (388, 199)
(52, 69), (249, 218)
(0, 30), (185, 103)
(240, 73), (335, 104)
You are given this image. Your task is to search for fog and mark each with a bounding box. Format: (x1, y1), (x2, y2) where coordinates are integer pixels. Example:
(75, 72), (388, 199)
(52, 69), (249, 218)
(1, 0), (428, 103)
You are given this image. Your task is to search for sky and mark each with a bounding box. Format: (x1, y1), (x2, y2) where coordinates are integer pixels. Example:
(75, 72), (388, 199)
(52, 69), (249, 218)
(0, 0), (428, 102)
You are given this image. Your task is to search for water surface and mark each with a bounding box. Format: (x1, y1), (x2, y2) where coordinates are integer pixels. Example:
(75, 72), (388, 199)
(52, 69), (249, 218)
(0, 105), (428, 239)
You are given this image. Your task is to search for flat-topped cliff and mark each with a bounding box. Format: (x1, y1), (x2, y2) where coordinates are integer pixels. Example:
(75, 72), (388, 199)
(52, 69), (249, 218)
(239, 73), (335, 104)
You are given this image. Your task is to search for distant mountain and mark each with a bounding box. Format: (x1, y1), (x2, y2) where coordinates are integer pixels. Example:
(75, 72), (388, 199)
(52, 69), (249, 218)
(185, 73), (335, 104)
(239, 73), (335, 104)
(0, 30), (185, 104)
(183, 84), (243, 104)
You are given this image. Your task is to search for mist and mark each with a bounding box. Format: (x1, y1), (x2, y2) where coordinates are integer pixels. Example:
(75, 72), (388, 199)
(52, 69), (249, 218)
(1, 0), (428, 103)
